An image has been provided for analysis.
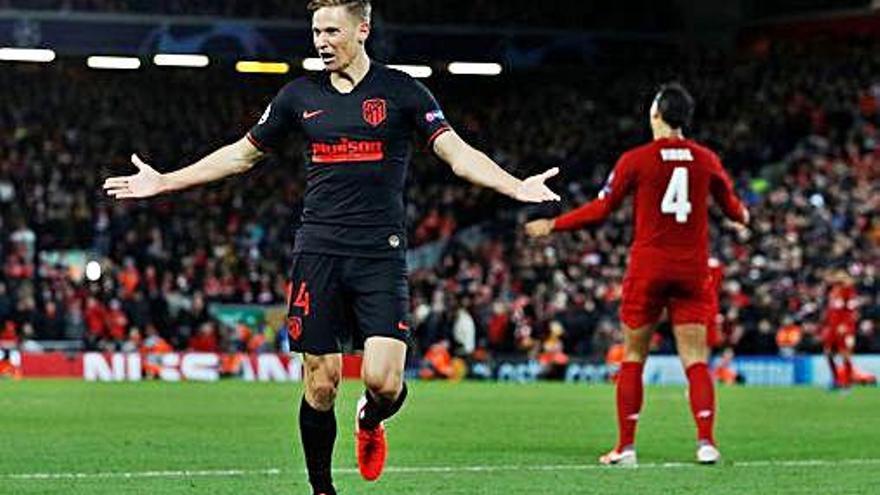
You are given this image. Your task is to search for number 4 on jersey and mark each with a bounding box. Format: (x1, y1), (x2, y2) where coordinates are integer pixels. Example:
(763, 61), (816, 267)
(661, 167), (692, 223)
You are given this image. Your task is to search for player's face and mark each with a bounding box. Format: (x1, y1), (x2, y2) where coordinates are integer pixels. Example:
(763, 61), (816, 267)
(312, 6), (369, 73)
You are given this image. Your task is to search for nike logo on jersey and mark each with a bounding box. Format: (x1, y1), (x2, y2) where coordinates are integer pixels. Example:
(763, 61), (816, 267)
(302, 110), (325, 120)
(397, 321), (410, 331)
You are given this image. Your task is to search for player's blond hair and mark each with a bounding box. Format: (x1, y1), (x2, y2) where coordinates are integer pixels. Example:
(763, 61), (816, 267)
(307, 0), (371, 22)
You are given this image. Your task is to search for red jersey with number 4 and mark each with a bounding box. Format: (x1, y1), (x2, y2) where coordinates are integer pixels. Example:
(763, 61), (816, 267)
(554, 137), (746, 280)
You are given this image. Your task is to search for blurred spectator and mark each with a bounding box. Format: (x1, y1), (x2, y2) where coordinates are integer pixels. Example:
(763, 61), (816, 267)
(419, 340), (455, 380)
(452, 299), (476, 356)
(141, 325), (173, 379)
(0, 348), (21, 380)
(538, 321), (570, 379)
(776, 317), (803, 357)
(105, 299), (128, 343)
(605, 339), (625, 382)
(711, 348), (742, 385)
(121, 328), (141, 353)
(0, 321), (17, 347)
(188, 322), (220, 353)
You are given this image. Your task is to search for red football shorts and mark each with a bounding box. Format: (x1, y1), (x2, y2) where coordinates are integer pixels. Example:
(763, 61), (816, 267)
(620, 276), (713, 329)
(822, 325), (856, 353)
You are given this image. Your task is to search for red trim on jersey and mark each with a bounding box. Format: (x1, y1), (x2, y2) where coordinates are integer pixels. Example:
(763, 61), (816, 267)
(246, 132), (268, 152)
(311, 139), (385, 164)
(427, 125), (451, 148)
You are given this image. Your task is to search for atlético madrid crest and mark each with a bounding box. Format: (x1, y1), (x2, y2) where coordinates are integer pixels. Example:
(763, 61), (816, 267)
(362, 98), (387, 127)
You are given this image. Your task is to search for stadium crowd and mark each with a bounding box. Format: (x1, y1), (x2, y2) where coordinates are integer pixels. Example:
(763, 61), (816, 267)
(0, 0), (680, 30)
(0, 39), (878, 362)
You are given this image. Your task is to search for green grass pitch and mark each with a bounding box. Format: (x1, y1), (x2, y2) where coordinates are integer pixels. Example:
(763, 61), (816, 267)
(1, 380), (878, 494)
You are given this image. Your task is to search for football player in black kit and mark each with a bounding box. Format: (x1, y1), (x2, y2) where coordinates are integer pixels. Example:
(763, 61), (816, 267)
(104, 1), (560, 493)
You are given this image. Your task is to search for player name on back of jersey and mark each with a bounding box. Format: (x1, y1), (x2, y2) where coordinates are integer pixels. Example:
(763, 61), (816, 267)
(311, 138), (385, 164)
(660, 148), (694, 161)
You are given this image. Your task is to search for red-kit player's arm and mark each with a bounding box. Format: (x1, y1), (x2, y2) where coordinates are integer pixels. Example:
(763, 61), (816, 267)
(710, 155), (748, 224)
(552, 153), (636, 231)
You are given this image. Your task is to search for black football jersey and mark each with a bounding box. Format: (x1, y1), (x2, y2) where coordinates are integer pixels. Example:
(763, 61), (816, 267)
(248, 63), (451, 259)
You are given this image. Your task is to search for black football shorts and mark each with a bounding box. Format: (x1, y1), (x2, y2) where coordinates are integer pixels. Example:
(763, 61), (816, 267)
(285, 253), (412, 355)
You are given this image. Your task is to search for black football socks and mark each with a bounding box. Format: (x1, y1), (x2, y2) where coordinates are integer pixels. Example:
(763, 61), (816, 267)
(299, 397), (337, 495)
(359, 381), (409, 431)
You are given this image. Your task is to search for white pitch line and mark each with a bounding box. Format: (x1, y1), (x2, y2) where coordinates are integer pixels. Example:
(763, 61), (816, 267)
(4, 459), (880, 481)
(3, 468), (282, 481)
(337, 457), (880, 474)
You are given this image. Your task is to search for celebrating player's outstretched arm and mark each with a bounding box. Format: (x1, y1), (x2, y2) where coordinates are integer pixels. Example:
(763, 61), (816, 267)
(433, 130), (560, 203)
(103, 136), (263, 199)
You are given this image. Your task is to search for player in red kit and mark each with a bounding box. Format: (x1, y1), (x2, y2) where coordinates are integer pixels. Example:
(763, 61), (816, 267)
(526, 83), (749, 465)
(822, 271), (860, 389)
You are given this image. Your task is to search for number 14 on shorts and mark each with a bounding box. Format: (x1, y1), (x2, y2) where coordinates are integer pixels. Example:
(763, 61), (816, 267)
(288, 281), (311, 316)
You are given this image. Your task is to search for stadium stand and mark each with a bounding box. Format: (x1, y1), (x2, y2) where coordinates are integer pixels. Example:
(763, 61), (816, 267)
(0, 40), (877, 359)
(0, 0), (684, 30)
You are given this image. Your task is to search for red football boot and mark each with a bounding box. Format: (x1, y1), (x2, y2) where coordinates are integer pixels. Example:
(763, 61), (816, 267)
(355, 395), (387, 481)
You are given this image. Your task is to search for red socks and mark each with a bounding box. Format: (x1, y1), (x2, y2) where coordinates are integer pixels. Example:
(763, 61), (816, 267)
(615, 361), (644, 451)
(686, 362), (716, 445)
(615, 361), (717, 450)
(827, 355), (839, 385)
(842, 358), (853, 388)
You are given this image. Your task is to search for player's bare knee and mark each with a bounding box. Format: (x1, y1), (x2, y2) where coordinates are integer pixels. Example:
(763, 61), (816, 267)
(674, 324), (708, 367)
(622, 325), (652, 363)
(363, 368), (402, 401)
(306, 365), (340, 404)
(310, 384), (338, 410)
(623, 348), (649, 363)
(304, 356), (341, 410)
(678, 343), (708, 369)
(306, 372), (340, 410)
